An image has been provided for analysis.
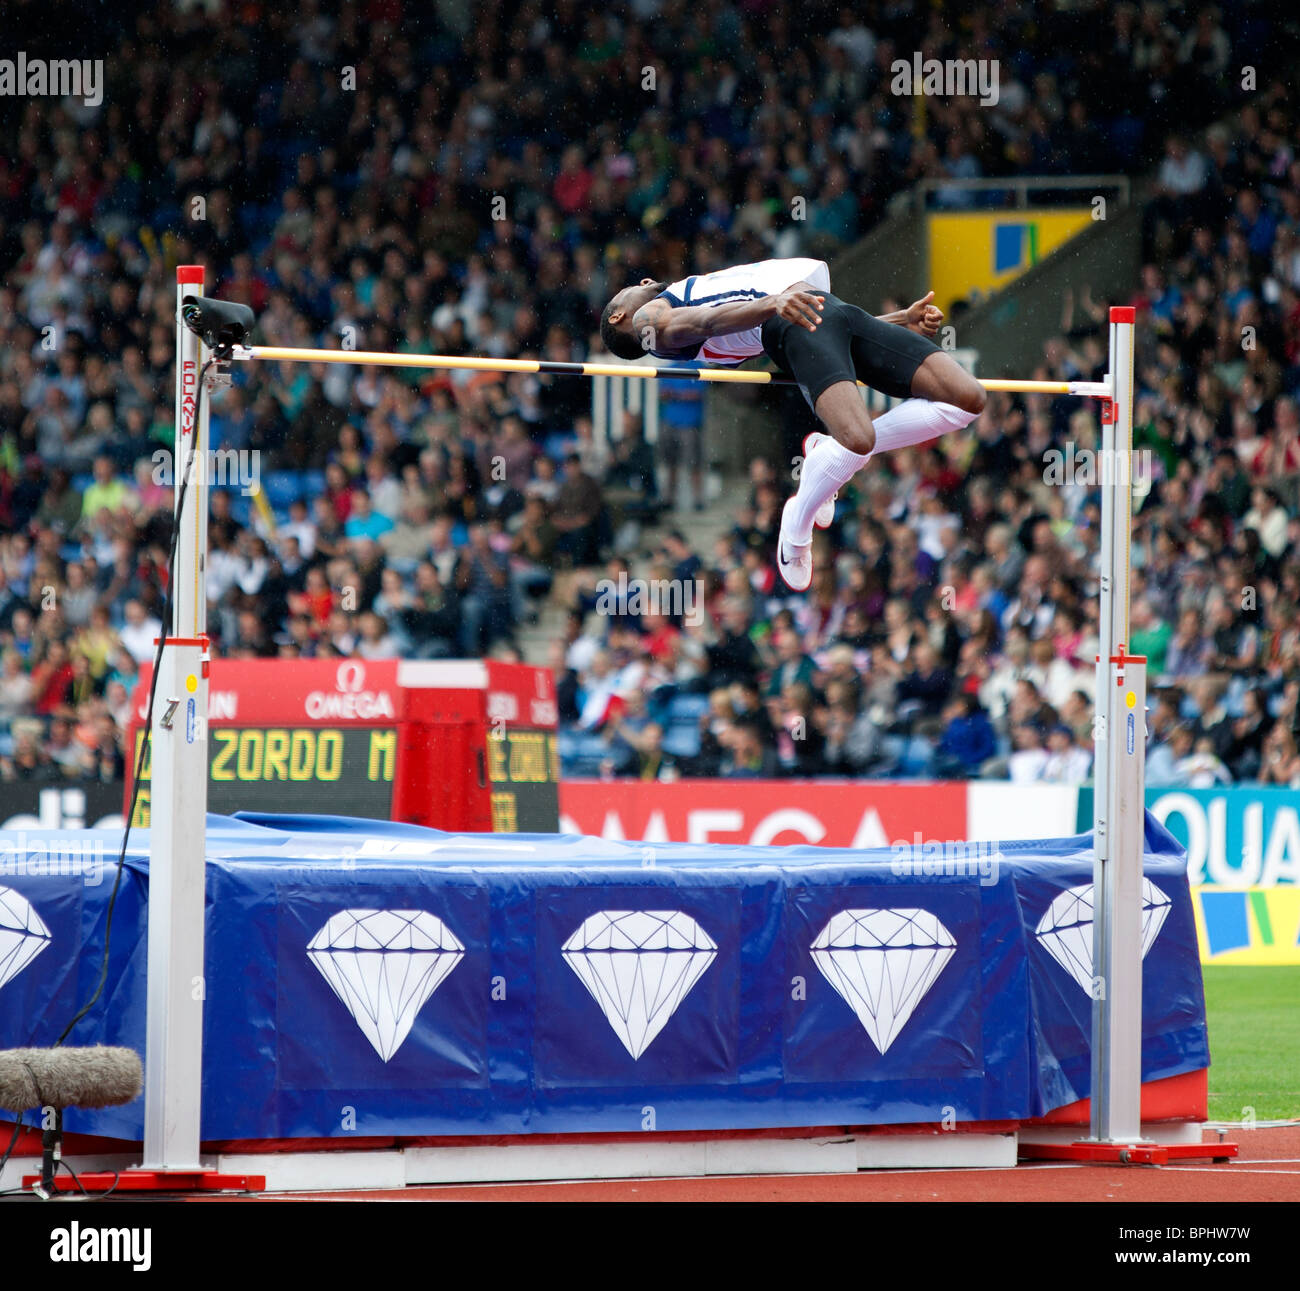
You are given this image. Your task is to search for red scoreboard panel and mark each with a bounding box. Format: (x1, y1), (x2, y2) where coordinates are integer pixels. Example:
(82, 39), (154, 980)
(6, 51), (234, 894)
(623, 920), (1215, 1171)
(125, 659), (559, 832)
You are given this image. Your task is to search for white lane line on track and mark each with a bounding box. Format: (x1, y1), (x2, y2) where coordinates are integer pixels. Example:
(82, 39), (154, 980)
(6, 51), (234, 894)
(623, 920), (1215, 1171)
(1160, 1166), (1300, 1175)
(1216, 1157), (1300, 1164)
(240, 1156), (1300, 1198)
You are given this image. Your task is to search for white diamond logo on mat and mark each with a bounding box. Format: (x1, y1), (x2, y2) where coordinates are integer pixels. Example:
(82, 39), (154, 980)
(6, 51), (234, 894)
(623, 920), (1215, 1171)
(0, 885), (51, 992)
(561, 910), (717, 1060)
(811, 908), (956, 1054)
(307, 909), (464, 1062)
(1034, 880), (1171, 993)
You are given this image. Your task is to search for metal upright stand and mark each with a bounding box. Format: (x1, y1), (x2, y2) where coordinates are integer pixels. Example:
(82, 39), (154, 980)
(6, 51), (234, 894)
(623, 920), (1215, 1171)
(1023, 308), (1235, 1166)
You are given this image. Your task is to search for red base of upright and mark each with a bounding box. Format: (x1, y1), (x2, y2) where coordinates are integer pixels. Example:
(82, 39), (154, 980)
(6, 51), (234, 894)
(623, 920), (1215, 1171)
(1019, 1140), (1237, 1165)
(20, 1168), (265, 1194)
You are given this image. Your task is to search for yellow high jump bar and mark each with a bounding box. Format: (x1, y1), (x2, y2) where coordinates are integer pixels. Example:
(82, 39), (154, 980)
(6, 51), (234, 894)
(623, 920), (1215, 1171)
(232, 346), (1111, 398)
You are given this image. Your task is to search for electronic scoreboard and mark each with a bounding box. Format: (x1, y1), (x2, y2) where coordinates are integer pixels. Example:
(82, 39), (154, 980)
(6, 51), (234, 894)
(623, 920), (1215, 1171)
(126, 659), (559, 832)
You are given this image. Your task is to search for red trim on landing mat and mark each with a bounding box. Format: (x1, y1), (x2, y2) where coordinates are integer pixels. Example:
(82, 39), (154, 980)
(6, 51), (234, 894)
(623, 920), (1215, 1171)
(1035, 1068), (1207, 1126)
(0, 1072), (1207, 1158)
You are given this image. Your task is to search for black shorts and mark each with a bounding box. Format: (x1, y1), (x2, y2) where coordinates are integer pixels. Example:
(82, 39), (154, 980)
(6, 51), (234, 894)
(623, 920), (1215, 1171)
(760, 293), (939, 406)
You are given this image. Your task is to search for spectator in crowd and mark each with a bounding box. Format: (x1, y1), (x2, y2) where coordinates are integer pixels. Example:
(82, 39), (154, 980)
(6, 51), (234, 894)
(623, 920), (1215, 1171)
(552, 454), (607, 568)
(1258, 722), (1300, 787)
(934, 694), (998, 778)
(1041, 724), (1093, 784)
(657, 377), (707, 512)
(722, 718), (780, 779)
(1148, 723), (1195, 787)
(1008, 722), (1049, 784)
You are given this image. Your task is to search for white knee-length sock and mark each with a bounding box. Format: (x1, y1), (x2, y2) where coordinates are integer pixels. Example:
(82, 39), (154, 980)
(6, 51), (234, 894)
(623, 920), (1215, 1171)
(869, 399), (977, 455)
(784, 401), (978, 546)
(784, 438), (870, 545)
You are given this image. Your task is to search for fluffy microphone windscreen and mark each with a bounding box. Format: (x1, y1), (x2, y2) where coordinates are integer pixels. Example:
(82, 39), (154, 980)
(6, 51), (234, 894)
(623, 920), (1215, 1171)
(0, 1047), (143, 1111)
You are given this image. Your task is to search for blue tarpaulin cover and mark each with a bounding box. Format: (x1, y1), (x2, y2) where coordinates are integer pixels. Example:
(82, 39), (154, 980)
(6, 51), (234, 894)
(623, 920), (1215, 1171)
(0, 811), (1208, 1141)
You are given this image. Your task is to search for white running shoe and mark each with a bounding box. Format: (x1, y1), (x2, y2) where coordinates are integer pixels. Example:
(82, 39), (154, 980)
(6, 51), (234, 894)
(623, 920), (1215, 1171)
(778, 498), (813, 591)
(801, 431), (837, 529)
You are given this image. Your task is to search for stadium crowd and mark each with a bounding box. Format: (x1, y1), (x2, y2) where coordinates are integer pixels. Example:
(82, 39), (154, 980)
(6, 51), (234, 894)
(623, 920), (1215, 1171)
(0, 0), (1294, 789)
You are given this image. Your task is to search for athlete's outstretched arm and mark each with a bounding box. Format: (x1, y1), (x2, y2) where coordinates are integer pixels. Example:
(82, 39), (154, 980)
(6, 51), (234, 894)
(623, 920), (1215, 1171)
(632, 286), (824, 352)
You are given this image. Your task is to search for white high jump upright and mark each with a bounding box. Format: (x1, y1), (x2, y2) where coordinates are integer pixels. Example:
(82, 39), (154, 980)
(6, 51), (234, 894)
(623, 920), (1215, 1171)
(1089, 305), (1146, 1145)
(141, 265), (213, 1170)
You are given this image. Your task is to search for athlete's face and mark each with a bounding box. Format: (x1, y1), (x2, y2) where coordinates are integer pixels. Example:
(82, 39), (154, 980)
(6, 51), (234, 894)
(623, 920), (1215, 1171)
(606, 279), (666, 331)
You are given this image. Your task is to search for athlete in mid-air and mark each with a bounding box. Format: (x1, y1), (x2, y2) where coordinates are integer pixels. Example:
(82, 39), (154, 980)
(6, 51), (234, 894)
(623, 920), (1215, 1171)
(599, 257), (986, 591)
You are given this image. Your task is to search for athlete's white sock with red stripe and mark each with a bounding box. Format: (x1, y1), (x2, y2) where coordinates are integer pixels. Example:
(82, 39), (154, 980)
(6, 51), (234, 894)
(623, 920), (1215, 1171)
(868, 399), (977, 456)
(784, 438), (871, 546)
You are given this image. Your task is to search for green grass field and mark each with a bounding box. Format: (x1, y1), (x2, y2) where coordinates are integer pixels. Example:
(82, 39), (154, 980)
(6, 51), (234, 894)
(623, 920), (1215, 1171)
(1203, 966), (1300, 1122)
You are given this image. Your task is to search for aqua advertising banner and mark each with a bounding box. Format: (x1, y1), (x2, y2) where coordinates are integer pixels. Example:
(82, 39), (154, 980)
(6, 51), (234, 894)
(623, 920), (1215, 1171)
(1077, 786), (1300, 887)
(1074, 785), (1300, 965)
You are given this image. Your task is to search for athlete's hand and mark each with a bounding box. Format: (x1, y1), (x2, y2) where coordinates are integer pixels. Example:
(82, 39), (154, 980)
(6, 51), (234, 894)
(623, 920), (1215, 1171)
(904, 290), (944, 336)
(773, 288), (824, 331)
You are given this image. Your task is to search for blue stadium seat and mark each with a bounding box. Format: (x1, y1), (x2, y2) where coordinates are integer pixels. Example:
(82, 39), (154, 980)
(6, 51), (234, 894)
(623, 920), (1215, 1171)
(555, 729), (615, 777)
(543, 433), (574, 461)
(662, 724), (701, 759)
(898, 735), (936, 779)
(263, 471), (304, 508)
(667, 694), (710, 722)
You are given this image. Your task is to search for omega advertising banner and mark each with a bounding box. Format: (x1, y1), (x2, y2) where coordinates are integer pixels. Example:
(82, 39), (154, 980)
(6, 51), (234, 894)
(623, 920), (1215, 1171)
(558, 780), (969, 849)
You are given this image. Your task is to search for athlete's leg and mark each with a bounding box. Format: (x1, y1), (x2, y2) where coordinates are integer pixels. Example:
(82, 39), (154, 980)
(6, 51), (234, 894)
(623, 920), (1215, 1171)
(908, 350), (987, 415)
(778, 382), (875, 588)
(786, 382), (875, 542)
(839, 311), (988, 456)
(869, 398), (978, 454)
(764, 301), (878, 590)
(810, 380), (876, 456)
(863, 353), (986, 457)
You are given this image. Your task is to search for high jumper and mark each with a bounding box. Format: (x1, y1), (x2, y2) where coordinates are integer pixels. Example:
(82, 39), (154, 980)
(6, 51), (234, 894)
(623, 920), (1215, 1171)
(599, 257), (987, 591)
